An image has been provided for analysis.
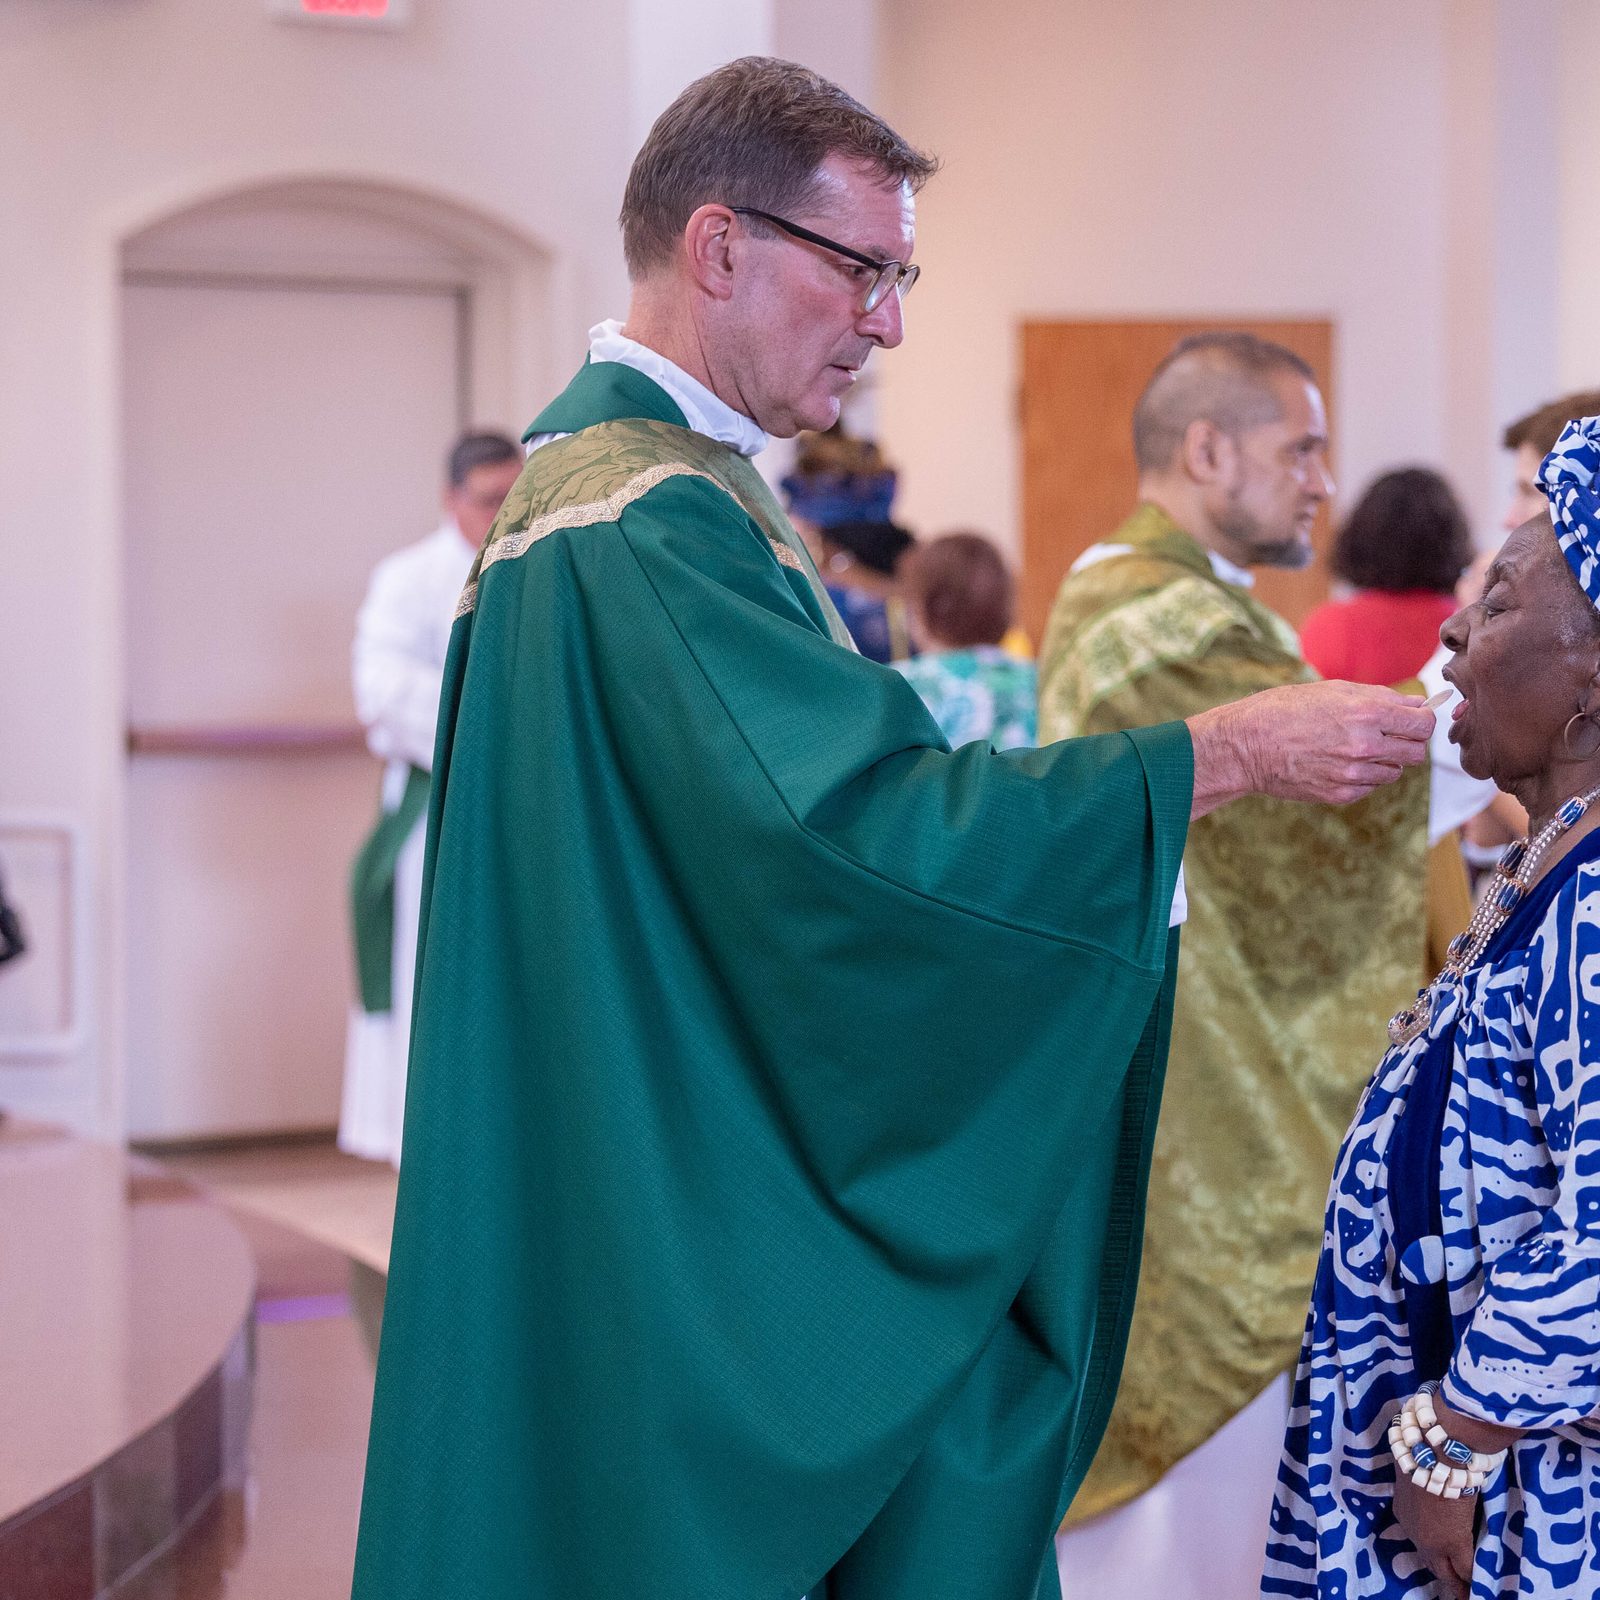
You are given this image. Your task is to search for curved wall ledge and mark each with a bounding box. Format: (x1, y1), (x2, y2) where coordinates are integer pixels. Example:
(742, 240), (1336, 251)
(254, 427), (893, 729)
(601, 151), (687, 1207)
(0, 1123), (255, 1599)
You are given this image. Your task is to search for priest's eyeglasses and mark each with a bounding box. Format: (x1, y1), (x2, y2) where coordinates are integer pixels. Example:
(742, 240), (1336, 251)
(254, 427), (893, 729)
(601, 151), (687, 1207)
(729, 206), (920, 314)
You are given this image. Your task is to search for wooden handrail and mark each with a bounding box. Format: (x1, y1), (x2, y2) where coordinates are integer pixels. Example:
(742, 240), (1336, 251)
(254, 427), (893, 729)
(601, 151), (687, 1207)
(126, 724), (369, 756)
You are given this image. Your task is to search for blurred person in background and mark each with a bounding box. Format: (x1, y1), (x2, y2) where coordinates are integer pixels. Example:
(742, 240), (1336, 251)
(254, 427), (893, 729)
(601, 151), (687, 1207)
(782, 428), (915, 660)
(0, 860), (24, 968)
(1297, 467), (1486, 919)
(1041, 332), (1439, 1600)
(341, 429), (522, 1167)
(1502, 388), (1600, 534)
(895, 531), (1035, 748)
(1299, 467), (1473, 685)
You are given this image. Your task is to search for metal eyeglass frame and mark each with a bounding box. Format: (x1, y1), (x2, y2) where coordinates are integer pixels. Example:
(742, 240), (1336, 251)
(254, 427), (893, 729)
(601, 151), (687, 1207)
(728, 206), (919, 313)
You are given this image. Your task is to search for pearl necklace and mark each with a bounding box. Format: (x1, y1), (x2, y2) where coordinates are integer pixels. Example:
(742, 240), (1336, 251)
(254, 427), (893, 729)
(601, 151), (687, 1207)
(1389, 783), (1600, 1047)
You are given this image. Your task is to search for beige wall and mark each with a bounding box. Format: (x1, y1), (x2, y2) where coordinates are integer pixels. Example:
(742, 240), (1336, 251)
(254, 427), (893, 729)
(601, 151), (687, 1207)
(1558, 0), (1600, 394)
(0, 0), (871, 1137)
(4, 0), (1591, 1136)
(874, 0), (1579, 558)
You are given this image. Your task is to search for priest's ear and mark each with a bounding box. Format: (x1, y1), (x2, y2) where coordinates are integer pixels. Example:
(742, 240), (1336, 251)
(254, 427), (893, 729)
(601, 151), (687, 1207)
(681, 204), (739, 302)
(1180, 418), (1241, 487)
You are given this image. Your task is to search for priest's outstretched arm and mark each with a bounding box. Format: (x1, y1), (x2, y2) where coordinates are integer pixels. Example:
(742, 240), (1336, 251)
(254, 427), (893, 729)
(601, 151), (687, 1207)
(1185, 678), (1434, 816)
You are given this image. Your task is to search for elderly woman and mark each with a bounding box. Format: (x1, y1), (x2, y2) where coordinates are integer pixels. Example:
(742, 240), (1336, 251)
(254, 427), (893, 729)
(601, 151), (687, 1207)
(1263, 418), (1600, 1600)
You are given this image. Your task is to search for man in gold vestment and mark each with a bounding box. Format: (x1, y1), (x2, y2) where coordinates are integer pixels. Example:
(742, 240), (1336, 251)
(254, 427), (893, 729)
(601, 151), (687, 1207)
(1041, 334), (1437, 1599)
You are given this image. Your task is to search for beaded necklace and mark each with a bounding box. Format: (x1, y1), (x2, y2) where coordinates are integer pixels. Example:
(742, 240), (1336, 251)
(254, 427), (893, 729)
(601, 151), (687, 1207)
(1389, 783), (1600, 1047)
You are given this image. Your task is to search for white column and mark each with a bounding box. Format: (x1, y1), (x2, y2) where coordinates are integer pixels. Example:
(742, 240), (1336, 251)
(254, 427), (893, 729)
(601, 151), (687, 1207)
(1441, 0), (1562, 544)
(626, 0), (776, 154)
(1556, 0), (1600, 394)
(775, 0), (878, 104)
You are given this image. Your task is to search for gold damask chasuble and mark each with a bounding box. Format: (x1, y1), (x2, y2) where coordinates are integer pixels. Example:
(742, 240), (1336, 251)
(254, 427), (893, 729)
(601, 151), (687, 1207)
(1039, 505), (1430, 1524)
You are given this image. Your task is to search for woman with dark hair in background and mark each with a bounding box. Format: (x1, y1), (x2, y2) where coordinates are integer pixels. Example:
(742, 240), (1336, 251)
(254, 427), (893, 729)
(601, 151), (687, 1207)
(1301, 467), (1475, 685)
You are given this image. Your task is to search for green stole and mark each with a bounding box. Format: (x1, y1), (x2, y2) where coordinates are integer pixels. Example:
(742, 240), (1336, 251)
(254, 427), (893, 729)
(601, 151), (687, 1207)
(349, 764), (430, 1013)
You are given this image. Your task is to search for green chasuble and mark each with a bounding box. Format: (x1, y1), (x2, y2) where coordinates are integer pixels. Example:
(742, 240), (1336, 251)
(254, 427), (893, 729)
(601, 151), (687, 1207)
(1038, 505), (1429, 1526)
(351, 363), (1192, 1600)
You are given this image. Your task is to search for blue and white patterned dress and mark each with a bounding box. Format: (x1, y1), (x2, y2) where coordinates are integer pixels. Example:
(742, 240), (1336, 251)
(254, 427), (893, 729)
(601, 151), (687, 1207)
(1264, 827), (1600, 1599)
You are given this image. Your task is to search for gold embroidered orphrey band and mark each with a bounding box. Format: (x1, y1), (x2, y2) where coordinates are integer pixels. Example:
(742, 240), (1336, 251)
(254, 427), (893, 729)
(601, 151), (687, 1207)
(455, 461), (804, 617)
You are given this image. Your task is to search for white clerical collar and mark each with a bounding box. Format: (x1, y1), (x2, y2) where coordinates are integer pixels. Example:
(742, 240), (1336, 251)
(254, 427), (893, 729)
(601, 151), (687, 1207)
(1069, 539), (1257, 590)
(587, 320), (771, 458)
(1206, 548), (1256, 589)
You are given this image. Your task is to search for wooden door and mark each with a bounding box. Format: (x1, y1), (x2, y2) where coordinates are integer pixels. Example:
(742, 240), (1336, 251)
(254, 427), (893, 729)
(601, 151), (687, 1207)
(1019, 319), (1335, 644)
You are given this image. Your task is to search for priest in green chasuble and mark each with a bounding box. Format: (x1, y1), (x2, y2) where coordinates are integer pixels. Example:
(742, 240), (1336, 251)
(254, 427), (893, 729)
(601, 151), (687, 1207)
(351, 63), (1436, 1600)
(1040, 334), (1446, 1600)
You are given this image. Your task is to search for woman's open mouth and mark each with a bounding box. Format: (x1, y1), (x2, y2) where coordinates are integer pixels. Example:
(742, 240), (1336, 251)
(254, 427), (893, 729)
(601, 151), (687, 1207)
(1441, 665), (1470, 742)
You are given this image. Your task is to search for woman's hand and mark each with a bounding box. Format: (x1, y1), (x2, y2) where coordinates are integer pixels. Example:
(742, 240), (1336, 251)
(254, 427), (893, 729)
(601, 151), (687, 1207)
(1389, 1393), (1516, 1599)
(1392, 1471), (1476, 1600)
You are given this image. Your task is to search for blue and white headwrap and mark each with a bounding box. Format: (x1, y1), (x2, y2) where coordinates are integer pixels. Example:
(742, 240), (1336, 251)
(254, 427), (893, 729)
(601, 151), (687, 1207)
(1538, 416), (1600, 610)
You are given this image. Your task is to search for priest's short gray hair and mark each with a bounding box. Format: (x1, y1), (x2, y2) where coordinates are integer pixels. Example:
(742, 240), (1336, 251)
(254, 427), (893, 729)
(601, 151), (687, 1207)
(1133, 332), (1317, 475)
(620, 56), (937, 280)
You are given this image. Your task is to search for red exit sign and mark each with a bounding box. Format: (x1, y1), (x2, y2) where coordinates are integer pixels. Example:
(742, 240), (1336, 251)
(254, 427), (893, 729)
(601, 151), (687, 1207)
(270, 0), (411, 27)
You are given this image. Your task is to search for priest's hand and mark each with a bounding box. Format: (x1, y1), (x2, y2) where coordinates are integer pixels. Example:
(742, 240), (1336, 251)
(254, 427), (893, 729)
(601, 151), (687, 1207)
(1186, 681), (1434, 818)
(1390, 1471), (1475, 1600)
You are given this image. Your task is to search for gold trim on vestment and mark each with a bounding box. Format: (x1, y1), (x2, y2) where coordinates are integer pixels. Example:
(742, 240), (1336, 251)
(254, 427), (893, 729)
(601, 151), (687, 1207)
(454, 462), (723, 618)
(769, 539), (804, 571)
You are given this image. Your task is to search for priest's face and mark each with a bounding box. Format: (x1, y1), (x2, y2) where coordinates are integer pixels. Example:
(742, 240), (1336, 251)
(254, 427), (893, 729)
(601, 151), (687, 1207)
(1207, 374), (1333, 570)
(724, 155), (915, 437)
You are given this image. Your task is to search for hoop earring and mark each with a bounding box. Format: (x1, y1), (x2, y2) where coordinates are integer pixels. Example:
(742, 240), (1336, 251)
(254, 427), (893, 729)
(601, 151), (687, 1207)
(1563, 709), (1600, 762)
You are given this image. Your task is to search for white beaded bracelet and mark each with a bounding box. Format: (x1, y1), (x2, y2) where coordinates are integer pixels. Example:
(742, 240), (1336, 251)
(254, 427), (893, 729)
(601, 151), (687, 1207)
(1387, 1382), (1506, 1499)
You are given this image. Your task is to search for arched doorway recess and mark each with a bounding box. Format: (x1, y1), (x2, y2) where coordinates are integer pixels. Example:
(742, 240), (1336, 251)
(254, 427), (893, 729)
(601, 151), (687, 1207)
(120, 178), (551, 1140)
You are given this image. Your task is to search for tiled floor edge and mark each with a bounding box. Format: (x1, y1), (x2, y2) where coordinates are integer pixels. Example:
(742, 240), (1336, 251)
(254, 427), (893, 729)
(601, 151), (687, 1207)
(0, 1312), (255, 1599)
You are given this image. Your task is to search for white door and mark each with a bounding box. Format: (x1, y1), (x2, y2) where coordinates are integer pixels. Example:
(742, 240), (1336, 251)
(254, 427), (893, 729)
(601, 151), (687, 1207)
(123, 277), (463, 1140)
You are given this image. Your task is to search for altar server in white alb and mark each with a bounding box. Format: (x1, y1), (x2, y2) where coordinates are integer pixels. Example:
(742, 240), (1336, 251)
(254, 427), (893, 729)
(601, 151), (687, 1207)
(341, 431), (523, 1166)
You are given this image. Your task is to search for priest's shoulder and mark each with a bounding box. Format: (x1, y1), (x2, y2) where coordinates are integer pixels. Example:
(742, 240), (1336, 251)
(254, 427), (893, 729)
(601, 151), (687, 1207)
(1058, 545), (1192, 607)
(459, 421), (764, 619)
(1045, 546), (1250, 657)
(493, 418), (734, 537)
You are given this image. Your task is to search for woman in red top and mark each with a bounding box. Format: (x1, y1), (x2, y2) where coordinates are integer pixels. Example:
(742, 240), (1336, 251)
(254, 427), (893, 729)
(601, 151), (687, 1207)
(1301, 466), (1474, 685)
